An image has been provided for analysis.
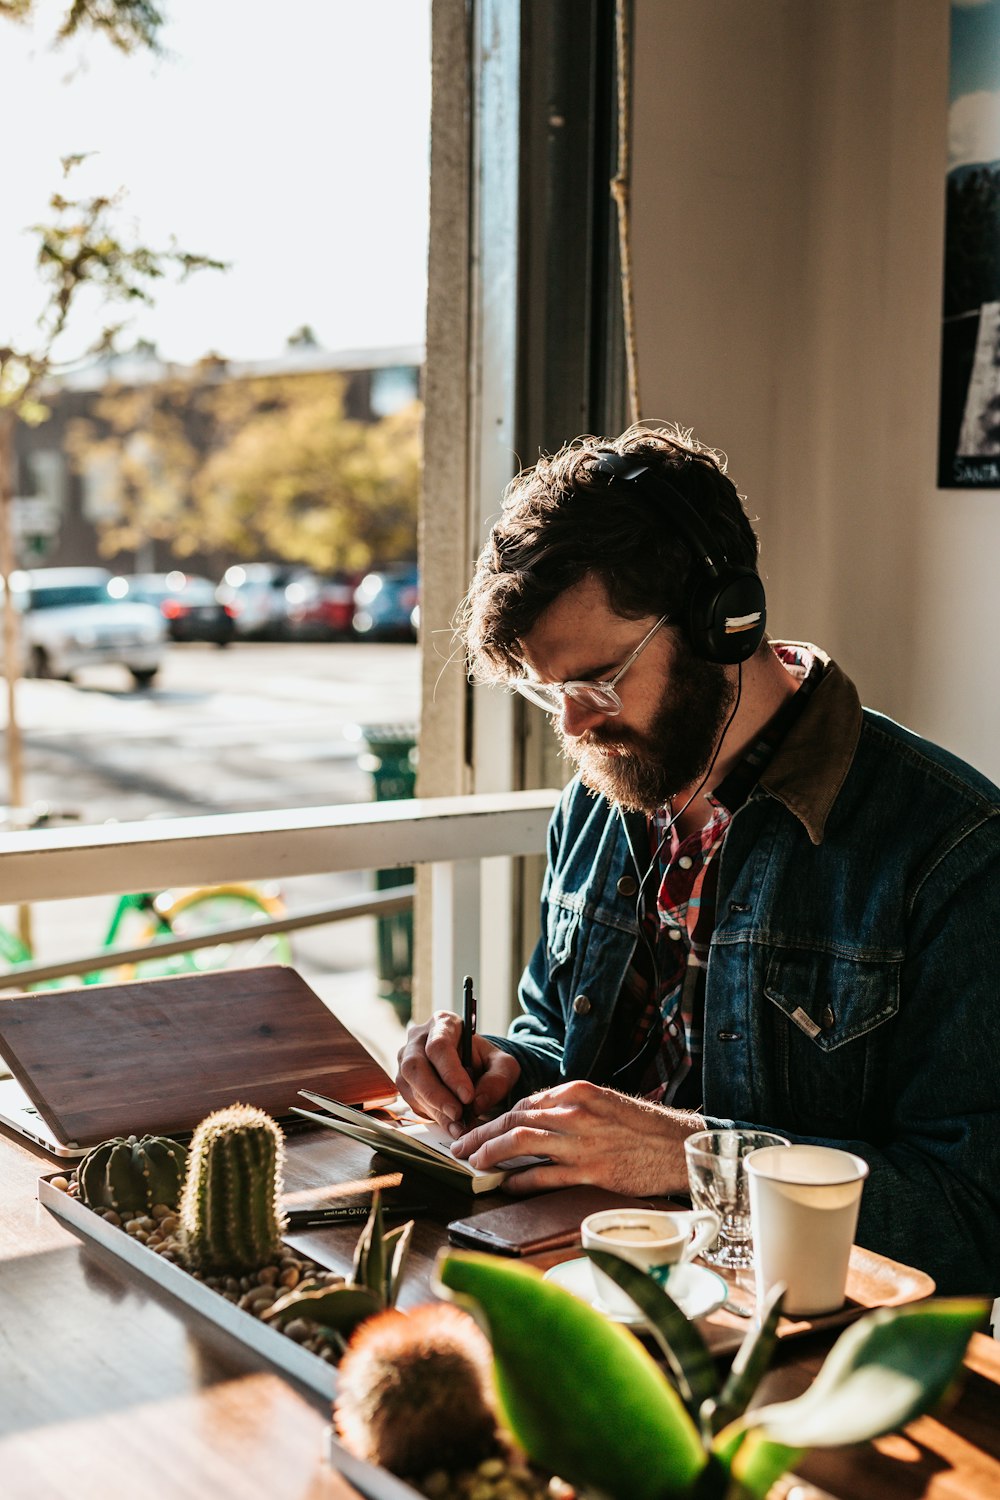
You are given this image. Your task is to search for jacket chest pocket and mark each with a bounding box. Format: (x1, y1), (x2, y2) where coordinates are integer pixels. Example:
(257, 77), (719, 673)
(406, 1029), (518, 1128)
(546, 901), (581, 980)
(762, 948), (900, 1136)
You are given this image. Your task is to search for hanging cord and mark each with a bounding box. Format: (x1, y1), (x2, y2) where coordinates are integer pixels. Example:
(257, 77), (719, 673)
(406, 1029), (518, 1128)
(632, 662), (745, 1008)
(612, 0), (641, 426)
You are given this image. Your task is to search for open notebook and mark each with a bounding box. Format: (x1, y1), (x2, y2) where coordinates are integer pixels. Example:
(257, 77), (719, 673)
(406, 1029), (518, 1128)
(0, 965), (396, 1159)
(294, 1090), (545, 1194)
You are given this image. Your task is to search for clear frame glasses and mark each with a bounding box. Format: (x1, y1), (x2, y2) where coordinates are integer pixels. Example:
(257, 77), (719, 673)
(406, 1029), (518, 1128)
(512, 613), (672, 717)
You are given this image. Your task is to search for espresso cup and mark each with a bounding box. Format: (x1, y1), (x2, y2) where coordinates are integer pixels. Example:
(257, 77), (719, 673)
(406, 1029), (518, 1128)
(581, 1207), (721, 1319)
(746, 1144), (869, 1316)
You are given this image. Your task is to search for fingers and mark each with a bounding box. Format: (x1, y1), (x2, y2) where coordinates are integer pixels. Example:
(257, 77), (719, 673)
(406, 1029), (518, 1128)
(453, 1096), (579, 1171)
(395, 1012), (469, 1128)
(500, 1161), (583, 1195)
(471, 1041), (521, 1117)
(394, 1014), (520, 1133)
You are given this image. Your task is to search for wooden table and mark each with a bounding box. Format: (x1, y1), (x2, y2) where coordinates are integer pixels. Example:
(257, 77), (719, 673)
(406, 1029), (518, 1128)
(2, 1121), (998, 1500)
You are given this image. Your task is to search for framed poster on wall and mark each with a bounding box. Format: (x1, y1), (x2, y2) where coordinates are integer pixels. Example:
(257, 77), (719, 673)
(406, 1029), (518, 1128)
(938, 0), (1000, 487)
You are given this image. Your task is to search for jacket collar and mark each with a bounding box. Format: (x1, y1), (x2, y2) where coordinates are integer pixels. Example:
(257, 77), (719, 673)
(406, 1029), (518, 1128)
(756, 642), (862, 846)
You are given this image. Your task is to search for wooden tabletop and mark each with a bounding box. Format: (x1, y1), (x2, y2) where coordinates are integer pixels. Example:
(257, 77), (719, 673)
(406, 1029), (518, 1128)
(2, 1121), (998, 1500)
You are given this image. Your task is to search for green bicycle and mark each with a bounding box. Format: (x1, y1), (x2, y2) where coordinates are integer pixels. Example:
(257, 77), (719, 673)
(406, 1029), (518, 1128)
(0, 882), (293, 989)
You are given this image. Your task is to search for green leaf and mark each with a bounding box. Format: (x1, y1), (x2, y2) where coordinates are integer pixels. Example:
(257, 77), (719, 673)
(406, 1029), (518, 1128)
(384, 1219), (414, 1306)
(723, 1429), (804, 1500)
(738, 1298), (988, 1450)
(437, 1250), (706, 1500)
(261, 1284), (381, 1333)
(352, 1192), (386, 1300)
(584, 1247), (719, 1416)
(701, 1284), (785, 1439)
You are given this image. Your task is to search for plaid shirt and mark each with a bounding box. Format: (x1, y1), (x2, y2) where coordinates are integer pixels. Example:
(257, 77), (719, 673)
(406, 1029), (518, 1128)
(620, 646), (823, 1108)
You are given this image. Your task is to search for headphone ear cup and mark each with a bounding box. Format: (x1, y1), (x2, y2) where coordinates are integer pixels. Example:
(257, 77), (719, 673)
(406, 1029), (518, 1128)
(686, 567), (766, 663)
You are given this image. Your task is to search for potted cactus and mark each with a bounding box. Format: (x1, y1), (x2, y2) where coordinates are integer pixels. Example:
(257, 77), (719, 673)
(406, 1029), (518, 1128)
(435, 1248), (988, 1500)
(77, 1133), (187, 1216)
(178, 1102), (287, 1273)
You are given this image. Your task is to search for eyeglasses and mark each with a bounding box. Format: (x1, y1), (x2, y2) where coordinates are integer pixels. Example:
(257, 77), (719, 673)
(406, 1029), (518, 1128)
(512, 614), (672, 716)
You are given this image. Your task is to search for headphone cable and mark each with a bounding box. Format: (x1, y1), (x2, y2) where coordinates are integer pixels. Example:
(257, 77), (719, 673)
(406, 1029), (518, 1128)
(629, 662), (745, 1078)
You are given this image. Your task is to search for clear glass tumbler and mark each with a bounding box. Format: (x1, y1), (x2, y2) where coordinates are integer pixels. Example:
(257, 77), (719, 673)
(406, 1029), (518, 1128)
(683, 1128), (791, 1268)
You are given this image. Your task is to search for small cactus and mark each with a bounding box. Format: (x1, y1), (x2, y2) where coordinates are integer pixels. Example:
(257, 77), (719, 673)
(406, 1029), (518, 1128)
(334, 1302), (500, 1478)
(78, 1134), (187, 1215)
(178, 1103), (286, 1273)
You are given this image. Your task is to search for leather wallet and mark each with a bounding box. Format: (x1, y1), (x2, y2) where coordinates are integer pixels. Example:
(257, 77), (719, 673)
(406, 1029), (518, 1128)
(447, 1185), (666, 1256)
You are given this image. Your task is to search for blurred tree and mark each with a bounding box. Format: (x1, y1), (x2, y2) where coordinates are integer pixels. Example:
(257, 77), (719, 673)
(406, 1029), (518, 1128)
(0, 0), (221, 861)
(68, 370), (422, 570)
(0, 0), (163, 51)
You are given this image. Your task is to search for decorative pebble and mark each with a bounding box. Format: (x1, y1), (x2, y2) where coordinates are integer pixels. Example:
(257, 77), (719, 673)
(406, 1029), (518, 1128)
(50, 1176), (70, 1193)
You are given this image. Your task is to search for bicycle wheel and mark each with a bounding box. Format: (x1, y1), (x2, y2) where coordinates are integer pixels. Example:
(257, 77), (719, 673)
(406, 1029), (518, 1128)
(127, 885), (292, 978)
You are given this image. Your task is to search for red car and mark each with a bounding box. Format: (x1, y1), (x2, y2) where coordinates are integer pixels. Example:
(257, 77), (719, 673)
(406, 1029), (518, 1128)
(284, 571), (360, 640)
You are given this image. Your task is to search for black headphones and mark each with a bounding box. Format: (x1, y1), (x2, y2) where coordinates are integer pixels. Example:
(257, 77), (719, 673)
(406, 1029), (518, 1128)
(592, 448), (767, 665)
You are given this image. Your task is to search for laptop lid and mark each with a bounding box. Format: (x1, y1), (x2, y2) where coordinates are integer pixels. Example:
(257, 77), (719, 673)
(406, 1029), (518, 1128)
(0, 964), (395, 1155)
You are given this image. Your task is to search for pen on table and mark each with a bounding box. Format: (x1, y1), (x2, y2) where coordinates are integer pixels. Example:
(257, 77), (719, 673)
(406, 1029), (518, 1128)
(461, 972), (477, 1129)
(285, 1202), (427, 1229)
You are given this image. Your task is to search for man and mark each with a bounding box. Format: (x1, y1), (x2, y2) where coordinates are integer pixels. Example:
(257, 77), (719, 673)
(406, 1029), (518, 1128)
(397, 423), (1000, 1294)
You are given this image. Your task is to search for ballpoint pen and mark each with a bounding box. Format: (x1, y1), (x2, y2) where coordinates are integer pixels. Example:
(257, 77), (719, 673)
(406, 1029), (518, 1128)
(461, 973), (477, 1128)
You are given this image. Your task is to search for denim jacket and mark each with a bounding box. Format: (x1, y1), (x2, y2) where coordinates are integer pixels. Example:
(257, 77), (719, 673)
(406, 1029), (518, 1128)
(491, 647), (1000, 1295)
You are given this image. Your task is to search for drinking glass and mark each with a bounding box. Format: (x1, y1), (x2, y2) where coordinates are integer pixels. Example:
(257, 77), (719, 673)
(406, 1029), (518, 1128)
(683, 1128), (791, 1268)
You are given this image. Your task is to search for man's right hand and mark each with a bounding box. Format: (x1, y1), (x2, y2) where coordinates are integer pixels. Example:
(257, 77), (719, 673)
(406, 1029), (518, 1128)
(396, 1010), (522, 1137)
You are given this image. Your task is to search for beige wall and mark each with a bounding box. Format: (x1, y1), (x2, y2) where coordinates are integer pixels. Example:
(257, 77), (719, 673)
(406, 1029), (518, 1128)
(632, 0), (1000, 781)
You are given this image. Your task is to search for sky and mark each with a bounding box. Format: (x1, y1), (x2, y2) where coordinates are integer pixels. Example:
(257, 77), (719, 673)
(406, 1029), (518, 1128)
(949, 0), (1000, 170)
(0, 0), (431, 367)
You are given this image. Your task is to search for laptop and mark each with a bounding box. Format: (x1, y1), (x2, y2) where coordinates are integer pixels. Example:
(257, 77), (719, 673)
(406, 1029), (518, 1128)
(0, 964), (396, 1159)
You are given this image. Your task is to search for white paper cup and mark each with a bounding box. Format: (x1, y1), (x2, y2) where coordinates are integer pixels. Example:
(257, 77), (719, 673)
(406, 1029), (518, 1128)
(581, 1207), (720, 1319)
(746, 1144), (869, 1316)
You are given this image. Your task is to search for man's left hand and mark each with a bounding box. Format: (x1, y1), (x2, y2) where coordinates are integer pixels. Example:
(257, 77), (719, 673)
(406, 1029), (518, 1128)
(450, 1079), (704, 1196)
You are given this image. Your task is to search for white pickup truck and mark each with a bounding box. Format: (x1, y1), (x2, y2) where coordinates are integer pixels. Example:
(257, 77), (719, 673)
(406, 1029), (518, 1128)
(2, 566), (167, 688)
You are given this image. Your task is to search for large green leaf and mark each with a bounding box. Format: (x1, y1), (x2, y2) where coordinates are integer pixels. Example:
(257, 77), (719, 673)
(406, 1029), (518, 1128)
(437, 1250), (706, 1500)
(735, 1298), (987, 1450)
(584, 1247), (719, 1415)
(701, 1284), (786, 1439)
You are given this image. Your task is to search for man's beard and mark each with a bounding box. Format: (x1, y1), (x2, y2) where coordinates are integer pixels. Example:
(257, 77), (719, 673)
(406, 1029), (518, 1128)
(558, 643), (736, 815)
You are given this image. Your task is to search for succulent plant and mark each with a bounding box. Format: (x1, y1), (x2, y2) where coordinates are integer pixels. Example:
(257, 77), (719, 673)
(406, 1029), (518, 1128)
(437, 1249), (989, 1500)
(263, 1191), (413, 1355)
(334, 1302), (500, 1477)
(178, 1102), (286, 1273)
(77, 1133), (187, 1215)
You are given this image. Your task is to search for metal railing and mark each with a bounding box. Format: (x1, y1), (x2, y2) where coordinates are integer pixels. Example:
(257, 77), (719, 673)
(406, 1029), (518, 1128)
(0, 790), (560, 1031)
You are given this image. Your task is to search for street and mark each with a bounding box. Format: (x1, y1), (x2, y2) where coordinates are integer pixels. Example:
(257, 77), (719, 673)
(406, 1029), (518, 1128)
(6, 639), (421, 822)
(0, 640), (423, 1067)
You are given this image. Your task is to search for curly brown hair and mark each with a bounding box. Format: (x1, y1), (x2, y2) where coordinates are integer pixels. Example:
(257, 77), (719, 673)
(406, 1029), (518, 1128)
(459, 422), (760, 681)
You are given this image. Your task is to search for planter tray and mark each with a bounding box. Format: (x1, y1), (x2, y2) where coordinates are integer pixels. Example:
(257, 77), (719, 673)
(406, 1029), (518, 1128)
(324, 1429), (425, 1500)
(39, 1176), (436, 1499)
(38, 1171), (335, 1400)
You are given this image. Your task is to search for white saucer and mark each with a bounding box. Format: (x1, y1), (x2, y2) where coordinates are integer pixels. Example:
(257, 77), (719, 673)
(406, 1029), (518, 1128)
(543, 1257), (728, 1326)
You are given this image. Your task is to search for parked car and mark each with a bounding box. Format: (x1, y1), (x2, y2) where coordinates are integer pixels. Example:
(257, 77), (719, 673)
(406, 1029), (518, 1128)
(284, 570), (359, 640)
(120, 571), (236, 646)
(352, 565), (419, 641)
(215, 563), (303, 640)
(4, 567), (167, 687)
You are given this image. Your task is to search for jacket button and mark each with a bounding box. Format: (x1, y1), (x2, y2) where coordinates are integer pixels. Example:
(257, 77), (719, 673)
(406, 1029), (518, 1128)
(821, 1006), (835, 1031)
(616, 875), (637, 897)
(572, 994), (591, 1016)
